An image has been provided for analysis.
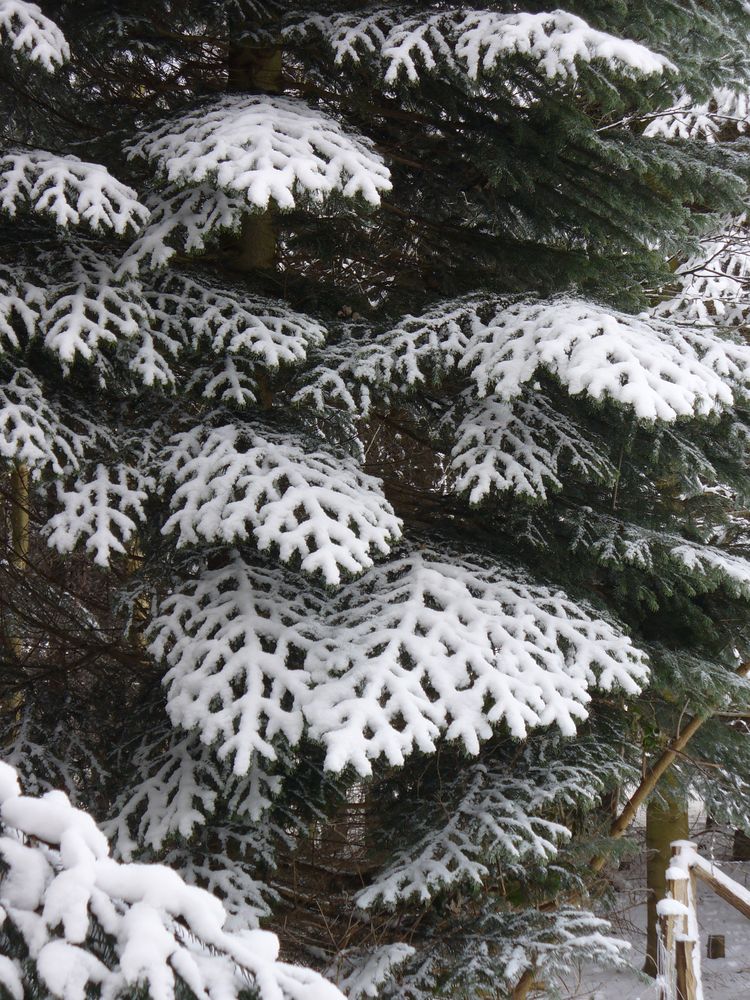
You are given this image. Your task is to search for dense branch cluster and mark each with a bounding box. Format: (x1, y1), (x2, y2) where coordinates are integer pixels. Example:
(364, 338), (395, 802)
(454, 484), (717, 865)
(2, 1), (750, 996)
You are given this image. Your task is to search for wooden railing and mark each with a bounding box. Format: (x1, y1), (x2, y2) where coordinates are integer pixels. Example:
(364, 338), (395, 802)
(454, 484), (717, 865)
(657, 839), (750, 1000)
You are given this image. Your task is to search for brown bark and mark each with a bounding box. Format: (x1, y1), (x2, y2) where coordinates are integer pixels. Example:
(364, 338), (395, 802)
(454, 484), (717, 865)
(9, 462), (29, 574)
(6, 462), (30, 660)
(231, 211), (279, 273)
(125, 539), (149, 648)
(227, 43), (282, 95)
(733, 828), (750, 860)
(3, 462), (30, 727)
(223, 31), (281, 413)
(511, 968), (543, 999)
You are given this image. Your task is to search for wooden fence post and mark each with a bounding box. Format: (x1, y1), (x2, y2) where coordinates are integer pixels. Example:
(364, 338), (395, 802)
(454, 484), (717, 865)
(658, 901), (676, 1000)
(657, 841), (700, 1000)
(657, 838), (750, 998)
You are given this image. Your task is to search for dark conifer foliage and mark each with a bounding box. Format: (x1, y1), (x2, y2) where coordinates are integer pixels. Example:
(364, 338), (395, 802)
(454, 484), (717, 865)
(3, 2), (750, 997)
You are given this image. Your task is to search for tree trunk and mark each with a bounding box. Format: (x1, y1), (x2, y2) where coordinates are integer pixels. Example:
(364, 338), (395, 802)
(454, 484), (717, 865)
(3, 462), (30, 730)
(511, 968), (542, 999)
(733, 828), (750, 861)
(6, 461), (30, 661)
(228, 43), (282, 96)
(644, 776), (689, 977)
(226, 35), (282, 276)
(9, 461), (29, 574)
(125, 539), (149, 649)
(224, 28), (281, 414)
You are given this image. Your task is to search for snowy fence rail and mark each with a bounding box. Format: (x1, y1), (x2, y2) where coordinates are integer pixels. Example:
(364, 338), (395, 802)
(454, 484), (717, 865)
(657, 839), (750, 1000)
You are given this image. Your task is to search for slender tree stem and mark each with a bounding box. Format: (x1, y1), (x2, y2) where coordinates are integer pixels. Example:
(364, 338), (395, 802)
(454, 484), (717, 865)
(4, 462), (30, 729)
(9, 462), (29, 573)
(590, 659), (750, 873)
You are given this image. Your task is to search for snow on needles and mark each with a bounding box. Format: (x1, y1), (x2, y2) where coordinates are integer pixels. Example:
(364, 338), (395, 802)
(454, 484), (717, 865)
(0, 246), (151, 368)
(0, 246), (326, 381)
(46, 464), (153, 567)
(120, 184), (248, 272)
(355, 759), (590, 908)
(305, 548), (647, 772)
(150, 272), (327, 369)
(0, 761), (344, 1000)
(450, 9), (673, 81)
(287, 7), (673, 85)
(653, 212), (750, 329)
(129, 95), (392, 212)
(358, 296), (750, 421)
(151, 546), (649, 777)
(0, 369), (89, 477)
(450, 391), (615, 503)
(0, 151), (149, 234)
(39, 418), (399, 580)
(160, 424), (401, 586)
(328, 944), (415, 1000)
(0, 1), (69, 72)
(644, 87), (750, 143)
(461, 299), (743, 419)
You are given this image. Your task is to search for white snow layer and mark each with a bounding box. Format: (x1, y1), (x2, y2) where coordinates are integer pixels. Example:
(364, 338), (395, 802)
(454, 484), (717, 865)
(0, 368), (89, 476)
(450, 391), (615, 502)
(355, 760), (579, 908)
(671, 842), (750, 915)
(149, 272), (327, 369)
(160, 423), (402, 586)
(0, 246), (326, 382)
(0, 245), (151, 367)
(0, 151), (149, 233)
(129, 94), (392, 212)
(656, 898), (690, 917)
(288, 7), (672, 84)
(119, 184), (248, 272)
(644, 87), (750, 143)
(654, 212), (750, 329)
(46, 463), (153, 567)
(358, 296), (750, 421)
(328, 943), (415, 1000)
(151, 547), (649, 777)
(0, 760), (344, 1000)
(0, 0), (68, 71)
(41, 415), (400, 579)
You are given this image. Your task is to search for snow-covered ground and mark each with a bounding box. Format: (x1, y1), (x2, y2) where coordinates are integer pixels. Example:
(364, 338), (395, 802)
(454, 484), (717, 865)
(558, 826), (750, 999)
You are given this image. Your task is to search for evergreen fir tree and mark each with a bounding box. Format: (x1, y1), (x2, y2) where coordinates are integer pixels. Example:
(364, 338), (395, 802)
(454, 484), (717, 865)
(3, 2), (750, 997)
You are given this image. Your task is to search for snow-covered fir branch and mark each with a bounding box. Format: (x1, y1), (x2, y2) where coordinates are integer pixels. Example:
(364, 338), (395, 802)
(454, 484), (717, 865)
(0, 761), (344, 1000)
(286, 7), (672, 86)
(150, 545), (648, 777)
(0, 0), (69, 71)
(128, 95), (392, 212)
(0, 151), (149, 234)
